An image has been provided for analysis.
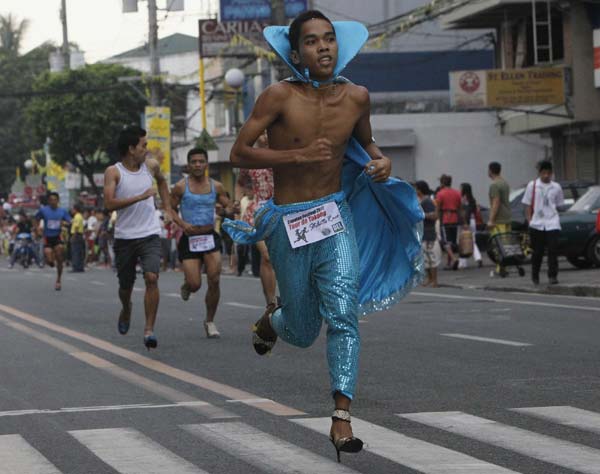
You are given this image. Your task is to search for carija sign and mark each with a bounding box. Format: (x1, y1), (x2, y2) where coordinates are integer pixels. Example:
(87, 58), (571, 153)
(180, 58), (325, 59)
(199, 19), (270, 57)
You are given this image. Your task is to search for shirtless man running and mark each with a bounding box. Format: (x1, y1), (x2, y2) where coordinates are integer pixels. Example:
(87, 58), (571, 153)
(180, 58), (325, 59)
(226, 10), (391, 462)
(170, 147), (231, 338)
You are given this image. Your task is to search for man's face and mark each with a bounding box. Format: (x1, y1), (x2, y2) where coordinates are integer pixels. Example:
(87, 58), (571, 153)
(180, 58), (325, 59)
(48, 195), (59, 209)
(295, 19), (338, 81)
(188, 154), (208, 178)
(130, 136), (148, 163)
(539, 169), (553, 183)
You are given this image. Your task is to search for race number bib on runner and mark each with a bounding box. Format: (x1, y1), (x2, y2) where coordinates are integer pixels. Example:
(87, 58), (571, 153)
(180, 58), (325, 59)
(188, 234), (215, 252)
(47, 219), (62, 230)
(284, 201), (345, 249)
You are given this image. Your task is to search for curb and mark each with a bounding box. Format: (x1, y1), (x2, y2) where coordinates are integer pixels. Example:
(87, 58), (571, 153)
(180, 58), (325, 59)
(480, 284), (600, 298)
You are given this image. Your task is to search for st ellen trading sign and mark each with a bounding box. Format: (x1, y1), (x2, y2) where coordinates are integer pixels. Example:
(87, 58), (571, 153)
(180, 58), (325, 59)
(450, 67), (566, 109)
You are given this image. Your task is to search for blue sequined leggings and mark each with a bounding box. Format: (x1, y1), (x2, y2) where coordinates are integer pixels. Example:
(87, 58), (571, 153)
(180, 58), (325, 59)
(265, 195), (360, 400)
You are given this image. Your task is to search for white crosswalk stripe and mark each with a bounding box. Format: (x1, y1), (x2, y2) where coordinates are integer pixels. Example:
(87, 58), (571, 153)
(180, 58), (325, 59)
(512, 406), (600, 435)
(400, 411), (600, 474)
(293, 417), (520, 473)
(183, 421), (360, 473)
(0, 434), (60, 474)
(69, 428), (207, 474)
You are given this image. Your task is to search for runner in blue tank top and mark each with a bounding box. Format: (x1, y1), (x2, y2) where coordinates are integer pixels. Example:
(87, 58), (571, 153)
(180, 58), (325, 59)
(35, 192), (71, 291)
(170, 147), (232, 338)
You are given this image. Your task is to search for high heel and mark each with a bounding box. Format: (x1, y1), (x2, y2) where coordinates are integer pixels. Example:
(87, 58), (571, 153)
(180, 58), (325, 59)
(143, 334), (157, 350)
(252, 299), (280, 355)
(329, 409), (363, 463)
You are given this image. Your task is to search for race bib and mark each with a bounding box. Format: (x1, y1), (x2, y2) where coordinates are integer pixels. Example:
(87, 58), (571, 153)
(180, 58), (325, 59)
(47, 219), (61, 230)
(284, 201), (345, 249)
(188, 234), (215, 252)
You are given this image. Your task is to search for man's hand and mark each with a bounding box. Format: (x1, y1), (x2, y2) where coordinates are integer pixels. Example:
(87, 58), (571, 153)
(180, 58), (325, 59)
(140, 187), (157, 201)
(486, 220), (496, 229)
(302, 138), (334, 163)
(365, 156), (391, 182)
(182, 222), (196, 236)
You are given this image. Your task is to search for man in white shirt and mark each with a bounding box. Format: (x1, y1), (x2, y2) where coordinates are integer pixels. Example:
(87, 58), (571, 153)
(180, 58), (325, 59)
(522, 160), (564, 285)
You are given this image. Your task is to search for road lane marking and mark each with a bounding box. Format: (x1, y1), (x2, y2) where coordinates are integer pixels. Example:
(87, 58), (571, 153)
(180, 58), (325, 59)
(400, 411), (600, 474)
(512, 406), (600, 434)
(440, 333), (532, 347)
(0, 434), (61, 474)
(293, 417), (519, 473)
(70, 428), (207, 474)
(411, 291), (600, 313)
(166, 292), (180, 298)
(0, 401), (213, 418)
(0, 314), (235, 420)
(90, 280), (106, 286)
(226, 302), (264, 310)
(0, 303), (304, 417)
(183, 422), (360, 473)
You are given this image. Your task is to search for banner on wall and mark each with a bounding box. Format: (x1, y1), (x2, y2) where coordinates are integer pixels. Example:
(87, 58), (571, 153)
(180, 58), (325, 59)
(219, 0), (306, 21)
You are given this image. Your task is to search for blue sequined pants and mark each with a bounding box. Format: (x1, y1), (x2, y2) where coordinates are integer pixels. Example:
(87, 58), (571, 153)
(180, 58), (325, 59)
(265, 195), (360, 400)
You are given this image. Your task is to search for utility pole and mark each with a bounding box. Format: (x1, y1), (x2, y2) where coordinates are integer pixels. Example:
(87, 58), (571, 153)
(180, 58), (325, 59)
(270, 0), (287, 80)
(147, 0), (161, 105)
(60, 0), (70, 70)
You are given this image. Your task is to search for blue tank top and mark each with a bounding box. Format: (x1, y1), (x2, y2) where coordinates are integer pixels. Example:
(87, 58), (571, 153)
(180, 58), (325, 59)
(180, 178), (216, 226)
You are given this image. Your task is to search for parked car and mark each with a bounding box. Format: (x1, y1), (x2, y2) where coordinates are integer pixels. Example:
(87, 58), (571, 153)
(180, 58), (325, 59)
(558, 185), (600, 268)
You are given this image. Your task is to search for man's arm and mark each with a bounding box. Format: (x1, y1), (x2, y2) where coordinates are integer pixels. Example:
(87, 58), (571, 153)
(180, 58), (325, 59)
(230, 84), (333, 168)
(352, 87), (391, 182)
(521, 182), (533, 223)
(103, 166), (156, 211)
(488, 197), (500, 227)
(147, 159), (174, 221)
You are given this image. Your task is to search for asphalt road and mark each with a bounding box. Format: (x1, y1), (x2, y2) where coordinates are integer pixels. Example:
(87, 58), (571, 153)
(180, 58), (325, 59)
(1, 263), (600, 474)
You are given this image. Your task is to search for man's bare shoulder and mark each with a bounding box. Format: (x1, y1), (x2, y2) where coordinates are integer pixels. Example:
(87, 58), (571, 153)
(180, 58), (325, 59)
(346, 83), (370, 107)
(104, 164), (120, 180)
(145, 157), (160, 172)
(259, 81), (294, 103)
(172, 178), (186, 195)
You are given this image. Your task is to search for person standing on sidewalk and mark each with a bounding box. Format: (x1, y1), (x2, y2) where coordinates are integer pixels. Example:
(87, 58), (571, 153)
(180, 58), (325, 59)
(69, 204), (85, 273)
(522, 160), (564, 285)
(487, 162), (512, 276)
(435, 174), (461, 270)
(170, 147), (231, 339)
(415, 181), (440, 287)
(103, 125), (174, 350)
(458, 182), (483, 269)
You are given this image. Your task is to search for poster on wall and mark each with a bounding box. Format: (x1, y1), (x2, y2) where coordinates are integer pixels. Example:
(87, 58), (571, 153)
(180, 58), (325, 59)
(144, 107), (171, 182)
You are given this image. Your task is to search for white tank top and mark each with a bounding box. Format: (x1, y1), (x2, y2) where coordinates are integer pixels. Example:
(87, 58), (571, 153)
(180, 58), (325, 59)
(114, 162), (161, 239)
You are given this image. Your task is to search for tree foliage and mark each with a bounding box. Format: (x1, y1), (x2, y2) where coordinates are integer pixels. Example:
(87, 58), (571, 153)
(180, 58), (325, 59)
(0, 13), (29, 58)
(26, 63), (147, 195)
(0, 26), (54, 193)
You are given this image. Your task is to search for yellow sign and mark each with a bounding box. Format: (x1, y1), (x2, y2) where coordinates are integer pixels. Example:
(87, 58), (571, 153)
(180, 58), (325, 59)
(487, 68), (565, 107)
(145, 106), (171, 178)
(46, 159), (66, 191)
(450, 67), (566, 109)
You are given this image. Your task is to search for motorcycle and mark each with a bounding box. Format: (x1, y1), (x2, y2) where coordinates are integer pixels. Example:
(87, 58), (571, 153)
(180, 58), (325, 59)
(13, 232), (36, 269)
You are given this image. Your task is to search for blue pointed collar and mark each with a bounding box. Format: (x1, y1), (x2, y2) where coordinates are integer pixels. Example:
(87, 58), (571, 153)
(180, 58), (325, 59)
(263, 21), (368, 88)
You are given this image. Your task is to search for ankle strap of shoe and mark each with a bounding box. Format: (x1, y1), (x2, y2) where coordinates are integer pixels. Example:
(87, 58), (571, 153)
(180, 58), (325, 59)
(332, 409), (351, 422)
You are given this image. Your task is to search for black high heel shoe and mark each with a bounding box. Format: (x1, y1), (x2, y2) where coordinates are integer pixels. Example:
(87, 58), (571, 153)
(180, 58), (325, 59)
(252, 299), (280, 355)
(143, 334), (157, 350)
(330, 409), (363, 463)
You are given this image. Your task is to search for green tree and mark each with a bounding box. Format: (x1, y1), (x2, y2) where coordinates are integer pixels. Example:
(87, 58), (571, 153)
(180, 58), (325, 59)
(26, 63), (147, 197)
(0, 37), (54, 194)
(0, 13), (29, 58)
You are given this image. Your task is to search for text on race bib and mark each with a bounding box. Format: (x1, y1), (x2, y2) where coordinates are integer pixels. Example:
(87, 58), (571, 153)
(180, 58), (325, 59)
(283, 201), (345, 249)
(47, 220), (62, 230)
(188, 234), (215, 252)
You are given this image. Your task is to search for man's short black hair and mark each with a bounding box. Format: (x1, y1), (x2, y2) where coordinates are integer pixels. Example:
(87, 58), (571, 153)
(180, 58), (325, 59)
(48, 192), (60, 200)
(117, 125), (146, 158)
(489, 161), (502, 175)
(289, 10), (333, 51)
(440, 174), (452, 187)
(538, 160), (553, 172)
(187, 147), (208, 162)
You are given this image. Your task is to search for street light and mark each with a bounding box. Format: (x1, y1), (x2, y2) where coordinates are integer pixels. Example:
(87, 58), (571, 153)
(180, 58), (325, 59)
(224, 68), (245, 134)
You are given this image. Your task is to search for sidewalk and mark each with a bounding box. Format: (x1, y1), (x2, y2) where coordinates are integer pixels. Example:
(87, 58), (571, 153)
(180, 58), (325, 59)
(437, 257), (600, 298)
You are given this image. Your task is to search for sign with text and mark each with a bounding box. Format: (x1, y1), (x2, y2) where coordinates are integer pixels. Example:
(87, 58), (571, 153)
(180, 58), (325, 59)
(199, 19), (269, 57)
(450, 67), (566, 108)
(283, 201), (345, 249)
(144, 106), (171, 178)
(220, 0), (306, 21)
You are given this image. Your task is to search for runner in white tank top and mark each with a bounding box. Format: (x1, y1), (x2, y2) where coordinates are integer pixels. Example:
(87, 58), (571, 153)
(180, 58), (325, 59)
(103, 125), (175, 351)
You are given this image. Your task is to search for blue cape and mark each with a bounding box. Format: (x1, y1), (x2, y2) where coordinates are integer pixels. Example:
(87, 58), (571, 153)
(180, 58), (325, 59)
(223, 21), (424, 315)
